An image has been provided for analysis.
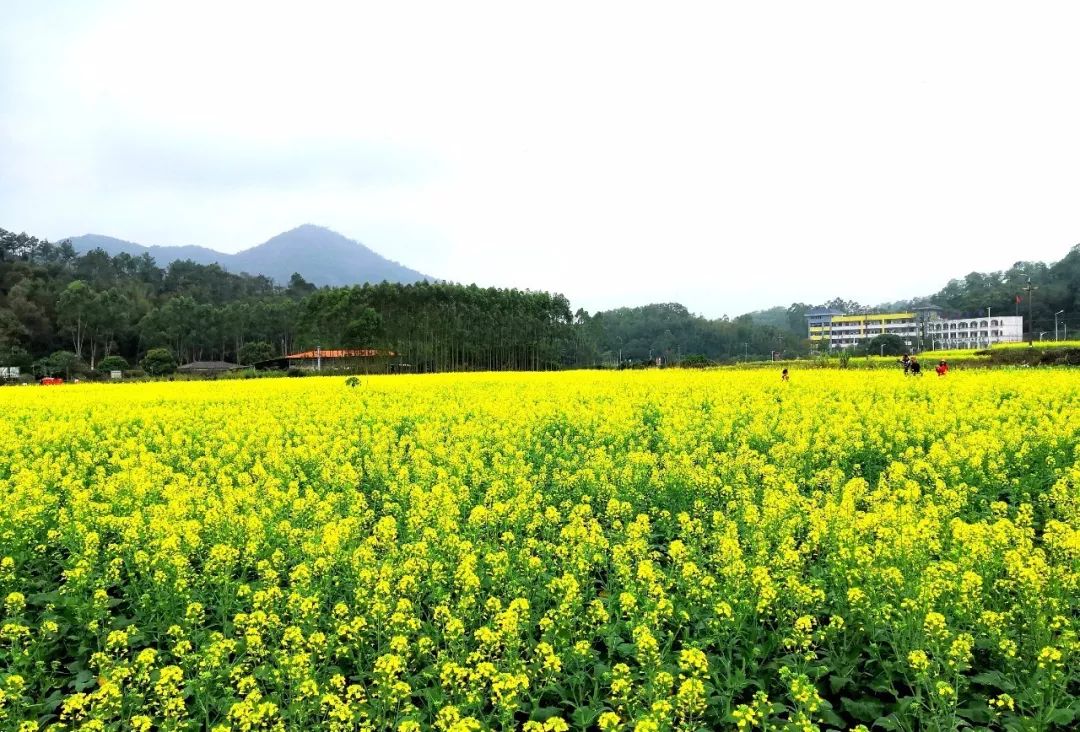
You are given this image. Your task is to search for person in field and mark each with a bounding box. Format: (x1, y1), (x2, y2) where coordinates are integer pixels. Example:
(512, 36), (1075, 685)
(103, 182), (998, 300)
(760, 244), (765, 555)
(910, 356), (922, 375)
(781, 368), (789, 381)
(936, 360), (949, 376)
(901, 353), (911, 374)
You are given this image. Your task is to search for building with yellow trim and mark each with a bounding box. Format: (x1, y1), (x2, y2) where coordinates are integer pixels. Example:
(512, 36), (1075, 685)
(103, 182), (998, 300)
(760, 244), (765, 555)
(826, 312), (917, 348)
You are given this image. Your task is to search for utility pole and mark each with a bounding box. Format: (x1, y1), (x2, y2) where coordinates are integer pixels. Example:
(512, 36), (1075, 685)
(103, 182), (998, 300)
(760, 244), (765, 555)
(1055, 310), (1064, 341)
(1022, 277), (1037, 346)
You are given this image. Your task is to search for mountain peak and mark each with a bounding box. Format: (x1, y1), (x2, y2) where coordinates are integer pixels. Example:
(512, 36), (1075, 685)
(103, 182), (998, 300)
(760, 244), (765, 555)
(67, 226), (432, 287)
(273, 223), (339, 239)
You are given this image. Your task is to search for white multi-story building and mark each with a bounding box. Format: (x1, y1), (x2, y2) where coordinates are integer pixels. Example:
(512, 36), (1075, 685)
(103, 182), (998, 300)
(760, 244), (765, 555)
(925, 316), (1023, 350)
(807, 308), (1023, 350)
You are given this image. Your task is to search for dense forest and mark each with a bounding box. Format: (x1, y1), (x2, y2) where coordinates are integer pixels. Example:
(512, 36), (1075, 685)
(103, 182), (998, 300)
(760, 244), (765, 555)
(0, 228), (800, 375)
(4, 226), (1079, 377)
(749, 246), (1080, 341)
(915, 247), (1080, 335)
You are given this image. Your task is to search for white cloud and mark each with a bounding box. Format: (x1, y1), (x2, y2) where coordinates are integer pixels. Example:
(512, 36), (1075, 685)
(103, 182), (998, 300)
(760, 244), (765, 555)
(2, 0), (1079, 315)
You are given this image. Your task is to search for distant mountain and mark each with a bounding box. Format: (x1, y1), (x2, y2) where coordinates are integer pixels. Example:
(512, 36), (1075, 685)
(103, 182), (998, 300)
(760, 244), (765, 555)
(67, 234), (227, 267)
(66, 225), (431, 286)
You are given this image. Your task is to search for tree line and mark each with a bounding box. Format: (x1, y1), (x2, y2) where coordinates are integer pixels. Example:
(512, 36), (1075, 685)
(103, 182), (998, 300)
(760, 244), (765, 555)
(914, 247), (1080, 338)
(8, 226), (1075, 377)
(3, 228), (800, 375)
(746, 245), (1080, 344)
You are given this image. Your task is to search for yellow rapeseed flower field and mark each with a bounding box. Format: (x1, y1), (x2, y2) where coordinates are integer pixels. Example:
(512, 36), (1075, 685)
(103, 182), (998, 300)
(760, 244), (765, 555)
(0, 370), (1077, 731)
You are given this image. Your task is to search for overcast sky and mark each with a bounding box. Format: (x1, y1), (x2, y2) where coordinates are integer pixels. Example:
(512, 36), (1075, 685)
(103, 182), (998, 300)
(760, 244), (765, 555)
(2, 2), (1079, 316)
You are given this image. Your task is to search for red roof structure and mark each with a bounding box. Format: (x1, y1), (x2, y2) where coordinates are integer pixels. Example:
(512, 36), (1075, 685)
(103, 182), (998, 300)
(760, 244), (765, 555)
(285, 349), (395, 359)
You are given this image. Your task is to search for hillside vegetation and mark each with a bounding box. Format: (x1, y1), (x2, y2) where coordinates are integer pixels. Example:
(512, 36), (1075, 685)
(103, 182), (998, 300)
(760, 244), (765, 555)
(0, 229), (799, 374)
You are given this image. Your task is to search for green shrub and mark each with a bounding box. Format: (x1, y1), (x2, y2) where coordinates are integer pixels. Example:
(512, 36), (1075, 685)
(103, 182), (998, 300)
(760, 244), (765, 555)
(97, 355), (130, 373)
(677, 354), (712, 368)
(141, 348), (177, 376)
(37, 351), (88, 379)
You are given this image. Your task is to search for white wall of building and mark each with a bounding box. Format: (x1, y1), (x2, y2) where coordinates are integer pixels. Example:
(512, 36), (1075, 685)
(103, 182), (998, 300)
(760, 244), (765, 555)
(926, 316), (1023, 349)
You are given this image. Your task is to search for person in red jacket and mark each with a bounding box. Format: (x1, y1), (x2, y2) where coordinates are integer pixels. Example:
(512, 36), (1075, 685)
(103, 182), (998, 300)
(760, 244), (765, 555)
(936, 360), (949, 376)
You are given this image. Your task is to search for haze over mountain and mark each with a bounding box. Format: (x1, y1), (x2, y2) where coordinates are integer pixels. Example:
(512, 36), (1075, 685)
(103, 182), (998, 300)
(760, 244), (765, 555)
(66, 225), (431, 287)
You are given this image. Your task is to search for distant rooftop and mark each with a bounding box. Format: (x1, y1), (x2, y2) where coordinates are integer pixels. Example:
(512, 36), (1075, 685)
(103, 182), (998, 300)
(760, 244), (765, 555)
(285, 349), (395, 359)
(177, 361), (239, 372)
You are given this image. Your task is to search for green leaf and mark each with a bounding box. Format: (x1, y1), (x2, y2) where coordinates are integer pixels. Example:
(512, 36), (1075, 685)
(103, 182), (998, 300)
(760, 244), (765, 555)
(529, 706), (564, 722)
(970, 670), (1015, 691)
(42, 688), (64, 713)
(571, 705), (602, 727)
(29, 590), (60, 604)
(829, 674), (852, 694)
(1047, 708), (1076, 725)
(843, 697), (884, 722)
(819, 708), (846, 728)
(956, 705), (991, 724)
(73, 669), (96, 691)
(873, 713), (904, 731)
(868, 675), (894, 694)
